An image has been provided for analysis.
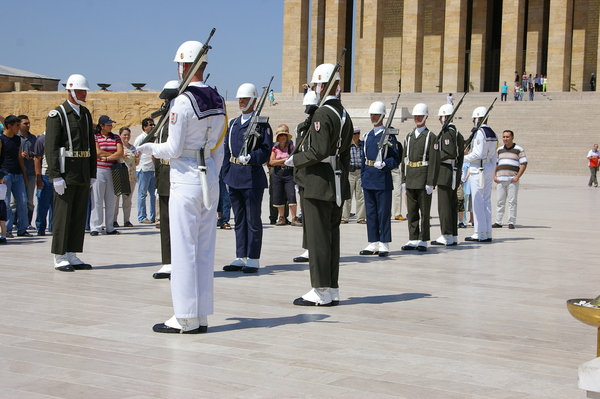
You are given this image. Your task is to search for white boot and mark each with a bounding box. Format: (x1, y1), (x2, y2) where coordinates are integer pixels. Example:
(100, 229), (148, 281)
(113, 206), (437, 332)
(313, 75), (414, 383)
(360, 242), (379, 255)
(378, 242), (390, 255)
(54, 254), (73, 271)
(330, 288), (340, 305)
(230, 257), (247, 267)
(156, 264), (171, 274)
(299, 288), (332, 305)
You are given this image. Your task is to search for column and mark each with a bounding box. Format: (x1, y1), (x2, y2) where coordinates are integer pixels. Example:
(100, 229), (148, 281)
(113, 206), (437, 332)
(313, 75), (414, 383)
(381, 0), (403, 92)
(525, 0), (545, 79)
(499, 0), (527, 90)
(469, 0), (488, 91)
(323, 0), (348, 85)
(401, 0), (423, 92)
(421, 0), (445, 93)
(310, 0), (326, 75)
(282, 0), (310, 93)
(547, 0), (574, 91)
(354, 0), (384, 92)
(442, 0), (468, 93)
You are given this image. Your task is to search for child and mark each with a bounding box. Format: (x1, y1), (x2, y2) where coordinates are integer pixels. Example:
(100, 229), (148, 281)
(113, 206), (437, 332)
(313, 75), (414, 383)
(0, 171), (7, 243)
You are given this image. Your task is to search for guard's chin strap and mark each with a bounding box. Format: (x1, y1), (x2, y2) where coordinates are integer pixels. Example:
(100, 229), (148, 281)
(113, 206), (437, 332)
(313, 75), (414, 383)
(70, 90), (85, 105)
(373, 114), (384, 126)
(177, 63), (184, 80)
(440, 116), (448, 124)
(241, 98), (255, 113)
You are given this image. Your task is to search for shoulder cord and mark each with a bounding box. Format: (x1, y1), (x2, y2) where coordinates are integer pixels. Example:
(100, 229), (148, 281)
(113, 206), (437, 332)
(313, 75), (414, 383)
(404, 128), (431, 165)
(58, 105), (74, 151)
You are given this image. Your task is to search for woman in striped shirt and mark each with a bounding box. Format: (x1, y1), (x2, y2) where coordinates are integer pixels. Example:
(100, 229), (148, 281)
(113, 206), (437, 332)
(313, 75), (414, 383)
(90, 115), (123, 236)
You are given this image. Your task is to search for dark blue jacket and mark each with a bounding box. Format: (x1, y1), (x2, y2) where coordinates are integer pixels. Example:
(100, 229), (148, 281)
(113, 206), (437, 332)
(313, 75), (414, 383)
(222, 114), (272, 190)
(360, 126), (401, 191)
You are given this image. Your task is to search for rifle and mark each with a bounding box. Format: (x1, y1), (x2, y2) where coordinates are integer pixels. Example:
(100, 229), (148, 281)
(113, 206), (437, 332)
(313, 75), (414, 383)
(141, 28), (216, 145)
(239, 76), (273, 157)
(375, 93), (401, 163)
(318, 48), (346, 107)
(439, 92), (466, 190)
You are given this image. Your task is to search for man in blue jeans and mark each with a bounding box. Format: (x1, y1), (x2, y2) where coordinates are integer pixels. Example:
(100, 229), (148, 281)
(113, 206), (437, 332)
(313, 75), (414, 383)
(134, 118), (156, 223)
(0, 115), (30, 238)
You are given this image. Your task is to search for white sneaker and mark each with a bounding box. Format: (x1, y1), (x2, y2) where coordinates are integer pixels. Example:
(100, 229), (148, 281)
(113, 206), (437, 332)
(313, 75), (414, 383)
(66, 252), (84, 265)
(330, 288), (340, 303)
(301, 288), (332, 305)
(156, 264), (171, 274)
(54, 254), (70, 268)
(230, 257), (247, 267)
(362, 242), (378, 252)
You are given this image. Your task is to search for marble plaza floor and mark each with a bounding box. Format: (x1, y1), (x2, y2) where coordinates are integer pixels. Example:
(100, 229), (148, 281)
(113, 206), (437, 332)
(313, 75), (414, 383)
(0, 173), (598, 398)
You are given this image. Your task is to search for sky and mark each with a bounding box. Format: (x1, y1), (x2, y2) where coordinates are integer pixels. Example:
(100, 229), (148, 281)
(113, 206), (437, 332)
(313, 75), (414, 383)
(3, 0), (284, 100)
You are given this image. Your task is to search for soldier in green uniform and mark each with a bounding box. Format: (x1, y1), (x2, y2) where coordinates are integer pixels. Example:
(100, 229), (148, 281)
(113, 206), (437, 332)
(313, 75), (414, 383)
(431, 104), (464, 247)
(400, 103), (440, 252)
(285, 63), (353, 306)
(45, 74), (97, 271)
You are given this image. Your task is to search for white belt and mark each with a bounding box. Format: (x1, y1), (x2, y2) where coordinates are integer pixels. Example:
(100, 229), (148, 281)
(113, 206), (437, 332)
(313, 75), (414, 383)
(320, 155), (336, 164)
(442, 160), (454, 165)
(179, 149), (210, 160)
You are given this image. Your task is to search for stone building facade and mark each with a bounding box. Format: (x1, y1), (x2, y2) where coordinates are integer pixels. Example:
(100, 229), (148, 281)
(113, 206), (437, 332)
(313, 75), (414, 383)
(282, 0), (600, 93)
(0, 65), (60, 92)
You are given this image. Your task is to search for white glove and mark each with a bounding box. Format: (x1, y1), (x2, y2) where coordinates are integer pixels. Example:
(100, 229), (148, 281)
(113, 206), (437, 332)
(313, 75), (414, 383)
(374, 161), (385, 170)
(401, 183), (406, 190)
(284, 155), (294, 167)
(425, 185), (434, 195)
(136, 143), (153, 154)
(90, 178), (96, 187)
(238, 155), (251, 165)
(53, 177), (66, 195)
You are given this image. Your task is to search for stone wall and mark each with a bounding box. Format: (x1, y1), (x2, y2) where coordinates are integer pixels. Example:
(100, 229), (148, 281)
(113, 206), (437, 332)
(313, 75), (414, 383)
(0, 91), (163, 134)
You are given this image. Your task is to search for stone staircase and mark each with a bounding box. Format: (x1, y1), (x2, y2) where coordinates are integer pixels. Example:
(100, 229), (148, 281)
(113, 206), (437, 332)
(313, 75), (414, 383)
(226, 91), (599, 175)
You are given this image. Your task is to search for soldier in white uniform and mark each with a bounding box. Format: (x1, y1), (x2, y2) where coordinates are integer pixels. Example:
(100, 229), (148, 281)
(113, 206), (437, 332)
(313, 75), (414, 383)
(463, 107), (497, 243)
(137, 40), (226, 333)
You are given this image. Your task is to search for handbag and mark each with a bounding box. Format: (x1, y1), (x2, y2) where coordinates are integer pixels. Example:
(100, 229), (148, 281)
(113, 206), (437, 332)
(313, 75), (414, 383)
(111, 163), (131, 196)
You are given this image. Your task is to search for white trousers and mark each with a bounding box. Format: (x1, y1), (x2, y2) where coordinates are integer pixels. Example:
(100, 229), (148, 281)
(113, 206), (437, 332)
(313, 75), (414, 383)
(90, 168), (117, 233)
(469, 165), (494, 235)
(496, 180), (519, 225)
(169, 179), (219, 318)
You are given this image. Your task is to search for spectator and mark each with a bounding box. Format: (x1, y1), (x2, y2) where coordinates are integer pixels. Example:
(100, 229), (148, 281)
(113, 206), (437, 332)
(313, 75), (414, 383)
(33, 132), (53, 236)
(528, 82), (534, 101)
(0, 171), (7, 243)
(90, 115), (123, 236)
(216, 171), (231, 229)
(543, 75), (547, 92)
(268, 89), (277, 106)
(134, 118), (156, 224)
(0, 115), (30, 238)
(114, 127), (138, 227)
(342, 126), (366, 224)
(591, 73), (596, 91)
(492, 130), (528, 229)
(588, 144), (599, 187)
(501, 81), (508, 101)
(15, 115), (36, 230)
(269, 125), (300, 226)
(447, 93), (454, 105)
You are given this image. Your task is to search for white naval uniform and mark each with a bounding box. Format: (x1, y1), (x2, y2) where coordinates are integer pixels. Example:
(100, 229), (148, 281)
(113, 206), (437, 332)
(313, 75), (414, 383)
(463, 125), (497, 239)
(141, 81), (226, 322)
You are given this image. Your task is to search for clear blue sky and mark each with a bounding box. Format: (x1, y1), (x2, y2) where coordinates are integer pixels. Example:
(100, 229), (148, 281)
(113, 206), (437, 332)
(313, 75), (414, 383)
(3, 0), (284, 99)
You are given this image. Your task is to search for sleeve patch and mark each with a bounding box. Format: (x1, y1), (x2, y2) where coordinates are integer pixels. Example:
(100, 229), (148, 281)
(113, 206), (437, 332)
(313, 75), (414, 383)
(170, 112), (177, 124)
(314, 121), (320, 131)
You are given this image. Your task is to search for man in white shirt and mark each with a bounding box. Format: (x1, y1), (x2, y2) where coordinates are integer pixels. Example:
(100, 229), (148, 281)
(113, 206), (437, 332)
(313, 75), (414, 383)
(134, 118), (156, 224)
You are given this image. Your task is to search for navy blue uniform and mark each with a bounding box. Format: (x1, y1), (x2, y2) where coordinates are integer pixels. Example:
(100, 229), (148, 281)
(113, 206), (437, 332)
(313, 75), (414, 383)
(360, 126), (401, 243)
(222, 115), (272, 259)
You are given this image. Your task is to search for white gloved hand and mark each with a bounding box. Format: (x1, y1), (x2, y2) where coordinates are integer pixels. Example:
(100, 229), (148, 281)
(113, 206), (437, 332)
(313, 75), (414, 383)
(136, 143), (153, 154)
(53, 177), (66, 195)
(425, 185), (434, 195)
(90, 178), (96, 187)
(374, 161), (386, 170)
(284, 155), (294, 167)
(401, 183), (406, 190)
(238, 155), (251, 165)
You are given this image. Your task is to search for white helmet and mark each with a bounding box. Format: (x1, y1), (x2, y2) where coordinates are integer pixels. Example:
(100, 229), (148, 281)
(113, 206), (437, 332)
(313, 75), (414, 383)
(66, 74), (90, 91)
(438, 104), (454, 117)
(236, 83), (257, 99)
(412, 103), (429, 116)
(173, 41), (206, 63)
(302, 90), (318, 106)
(472, 106), (487, 119)
(368, 101), (386, 115)
(159, 80), (180, 100)
(311, 63), (340, 84)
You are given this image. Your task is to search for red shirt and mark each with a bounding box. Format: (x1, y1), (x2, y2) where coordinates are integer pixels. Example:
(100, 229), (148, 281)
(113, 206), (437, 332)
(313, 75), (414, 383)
(95, 132), (122, 169)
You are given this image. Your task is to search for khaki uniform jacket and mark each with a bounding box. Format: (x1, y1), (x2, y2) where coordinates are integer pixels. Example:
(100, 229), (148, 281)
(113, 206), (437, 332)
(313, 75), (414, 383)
(45, 101), (97, 185)
(401, 127), (440, 189)
(436, 124), (464, 187)
(293, 98), (353, 202)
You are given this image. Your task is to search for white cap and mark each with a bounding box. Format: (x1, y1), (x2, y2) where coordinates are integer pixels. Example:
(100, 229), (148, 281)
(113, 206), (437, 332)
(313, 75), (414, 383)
(412, 103), (429, 116)
(173, 41), (206, 63)
(236, 83), (257, 99)
(368, 101), (386, 115)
